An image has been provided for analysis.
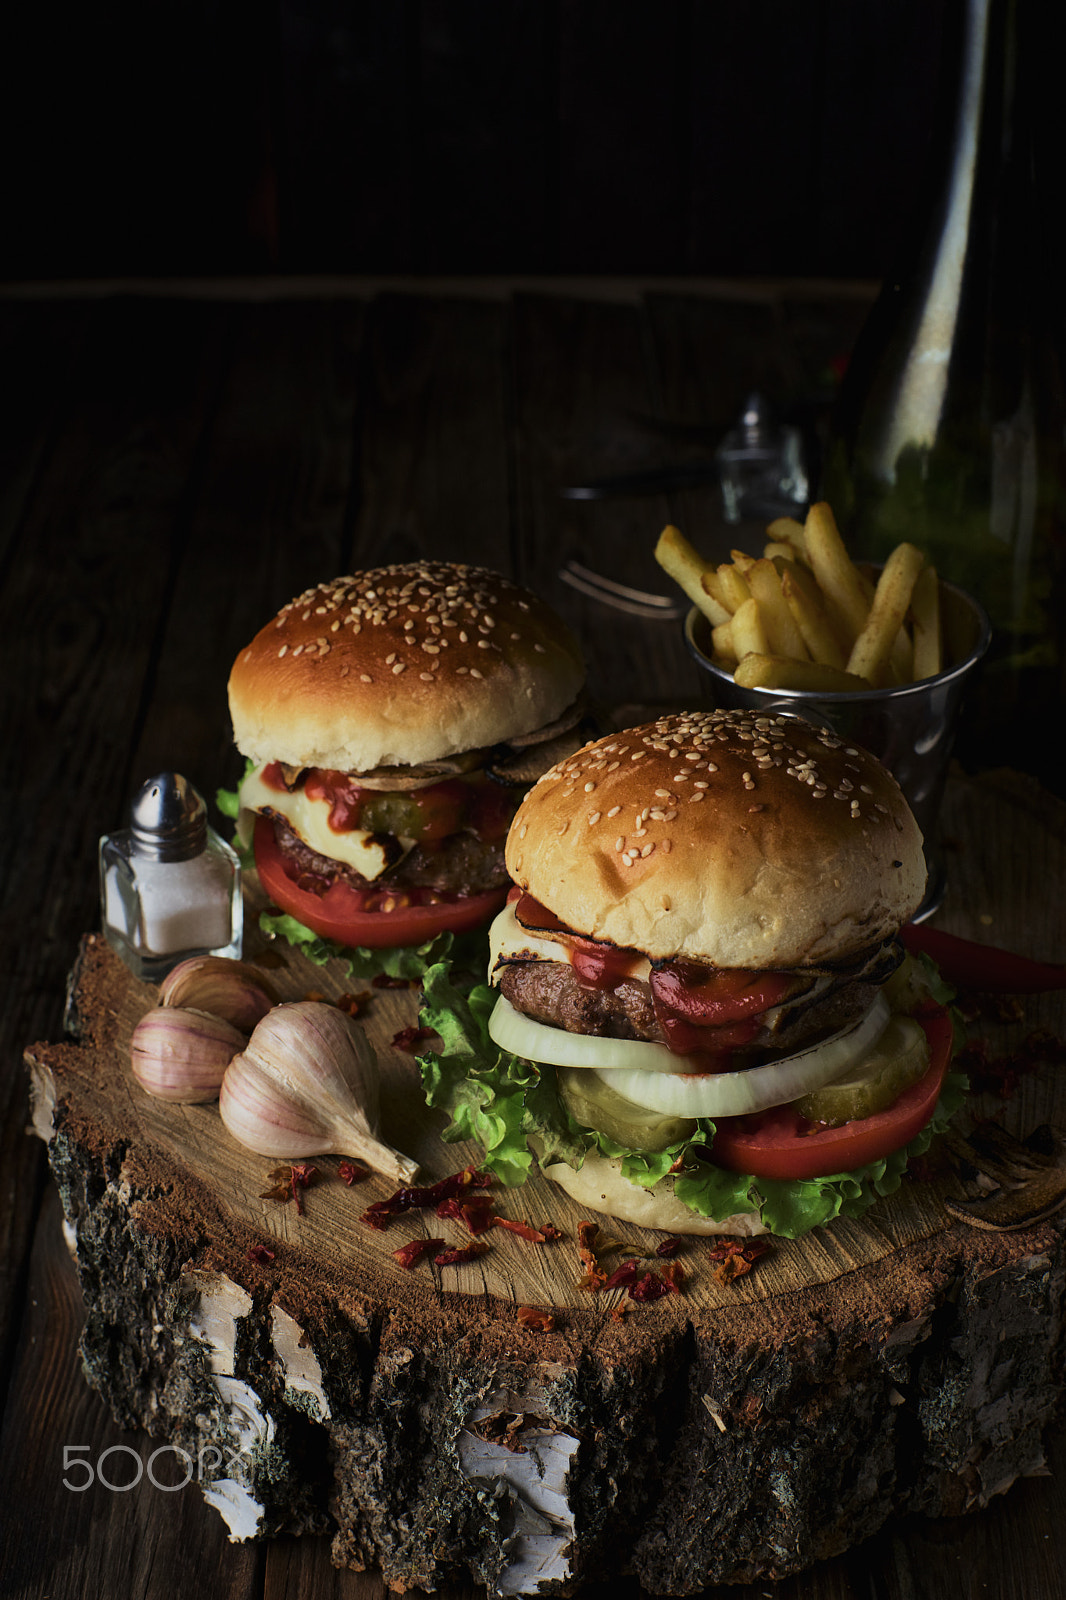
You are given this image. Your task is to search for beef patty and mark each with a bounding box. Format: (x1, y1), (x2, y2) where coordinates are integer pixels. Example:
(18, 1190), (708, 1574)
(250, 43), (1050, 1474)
(497, 942), (901, 1062)
(268, 815), (509, 898)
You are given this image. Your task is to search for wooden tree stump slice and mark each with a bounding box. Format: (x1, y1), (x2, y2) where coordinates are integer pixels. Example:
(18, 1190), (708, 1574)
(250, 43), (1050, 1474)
(23, 770), (1066, 1595)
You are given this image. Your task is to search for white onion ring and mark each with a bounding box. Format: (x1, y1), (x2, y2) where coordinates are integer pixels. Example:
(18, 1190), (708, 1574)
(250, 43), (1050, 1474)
(488, 991), (892, 1119)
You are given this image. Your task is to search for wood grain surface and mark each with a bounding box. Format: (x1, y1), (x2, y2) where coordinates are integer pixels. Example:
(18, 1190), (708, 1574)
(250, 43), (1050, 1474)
(2, 281), (1064, 1600)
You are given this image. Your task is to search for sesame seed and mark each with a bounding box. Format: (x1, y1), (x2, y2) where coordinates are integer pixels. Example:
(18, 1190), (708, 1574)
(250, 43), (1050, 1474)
(584, 781), (596, 793)
(470, 668), (483, 679)
(360, 673), (373, 683)
(392, 662), (406, 674)
(640, 843), (655, 858)
(278, 644), (288, 658)
(588, 811), (601, 825)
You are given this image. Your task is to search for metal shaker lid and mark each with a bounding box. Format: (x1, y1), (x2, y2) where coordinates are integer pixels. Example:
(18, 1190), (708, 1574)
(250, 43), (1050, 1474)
(130, 773), (208, 861)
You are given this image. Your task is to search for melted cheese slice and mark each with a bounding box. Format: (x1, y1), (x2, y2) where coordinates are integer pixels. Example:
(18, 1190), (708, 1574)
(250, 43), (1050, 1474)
(487, 900), (652, 985)
(238, 764), (415, 882)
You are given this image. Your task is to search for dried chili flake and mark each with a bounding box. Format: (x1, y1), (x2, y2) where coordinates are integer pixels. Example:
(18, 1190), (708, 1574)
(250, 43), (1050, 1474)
(708, 1236), (771, 1283)
(659, 1260), (686, 1291)
(372, 973), (417, 989)
(392, 1024), (436, 1053)
(434, 1242), (490, 1268)
(338, 1159), (370, 1186)
(247, 1243), (275, 1265)
(260, 1163), (319, 1214)
(437, 1194), (497, 1235)
(577, 1220), (607, 1291)
(493, 1216), (559, 1244)
(655, 1236), (682, 1258)
(630, 1271), (676, 1303)
(361, 1165), (492, 1230)
(393, 1237), (446, 1271)
(602, 1259), (641, 1293)
(516, 1305), (555, 1332)
(336, 990), (372, 1017)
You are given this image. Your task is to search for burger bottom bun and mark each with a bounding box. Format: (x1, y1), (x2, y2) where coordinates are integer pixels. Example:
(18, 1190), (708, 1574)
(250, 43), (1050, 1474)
(540, 1147), (768, 1237)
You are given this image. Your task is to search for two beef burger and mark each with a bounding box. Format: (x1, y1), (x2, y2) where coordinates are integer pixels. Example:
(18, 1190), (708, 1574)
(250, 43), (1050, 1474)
(425, 709), (958, 1238)
(227, 562), (587, 950)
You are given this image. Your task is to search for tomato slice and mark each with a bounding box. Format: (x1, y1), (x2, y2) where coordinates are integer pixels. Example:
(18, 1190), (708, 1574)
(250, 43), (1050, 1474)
(707, 1003), (955, 1180)
(252, 816), (507, 948)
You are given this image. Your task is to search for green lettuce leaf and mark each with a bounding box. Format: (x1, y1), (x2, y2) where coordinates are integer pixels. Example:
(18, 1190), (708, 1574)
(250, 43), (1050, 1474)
(418, 962), (592, 1185)
(416, 958), (969, 1239)
(261, 912), (489, 986)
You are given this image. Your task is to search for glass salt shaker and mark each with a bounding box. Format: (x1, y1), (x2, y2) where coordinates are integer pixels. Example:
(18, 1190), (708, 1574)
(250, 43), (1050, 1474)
(713, 392), (809, 523)
(99, 773), (242, 982)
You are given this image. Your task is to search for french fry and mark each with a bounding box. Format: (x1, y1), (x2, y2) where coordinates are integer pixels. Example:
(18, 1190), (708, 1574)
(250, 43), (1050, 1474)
(733, 654), (874, 693)
(654, 525), (729, 627)
(716, 561), (751, 613)
(911, 561), (942, 680)
(803, 501), (870, 647)
(780, 564), (848, 670)
(766, 515), (808, 551)
(699, 569), (733, 623)
(846, 542), (925, 685)
(746, 559), (810, 661)
(764, 540), (804, 566)
(653, 511), (950, 699)
(764, 515), (810, 567)
(730, 596), (769, 660)
(711, 619), (737, 664)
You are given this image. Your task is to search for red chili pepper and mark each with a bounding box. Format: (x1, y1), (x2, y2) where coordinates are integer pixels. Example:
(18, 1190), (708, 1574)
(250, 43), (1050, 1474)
(493, 1216), (554, 1243)
(361, 1166), (492, 1228)
(393, 1237), (445, 1271)
(434, 1242), (490, 1268)
(902, 924), (1066, 993)
(436, 1194), (496, 1234)
(601, 1259), (641, 1292)
(630, 1271), (677, 1302)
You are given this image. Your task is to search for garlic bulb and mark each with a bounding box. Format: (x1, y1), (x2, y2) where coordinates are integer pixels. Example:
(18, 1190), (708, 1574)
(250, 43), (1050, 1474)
(159, 955), (277, 1032)
(219, 1001), (419, 1184)
(131, 1006), (246, 1103)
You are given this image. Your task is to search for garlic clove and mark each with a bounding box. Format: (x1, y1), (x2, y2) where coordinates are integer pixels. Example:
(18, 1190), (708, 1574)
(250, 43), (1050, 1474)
(130, 1006), (246, 1103)
(219, 1001), (419, 1184)
(159, 955), (277, 1032)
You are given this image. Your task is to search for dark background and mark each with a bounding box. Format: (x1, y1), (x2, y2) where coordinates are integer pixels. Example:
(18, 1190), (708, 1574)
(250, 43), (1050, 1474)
(3, 0), (961, 284)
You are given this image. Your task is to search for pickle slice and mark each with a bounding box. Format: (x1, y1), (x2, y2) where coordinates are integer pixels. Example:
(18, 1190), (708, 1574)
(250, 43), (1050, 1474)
(881, 953), (936, 1014)
(794, 1014), (930, 1126)
(557, 1066), (697, 1153)
(357, 793), (424, 839)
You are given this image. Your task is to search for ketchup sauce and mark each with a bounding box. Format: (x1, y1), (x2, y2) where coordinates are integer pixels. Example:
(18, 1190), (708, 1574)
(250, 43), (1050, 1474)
(513, 890), (796, 1066)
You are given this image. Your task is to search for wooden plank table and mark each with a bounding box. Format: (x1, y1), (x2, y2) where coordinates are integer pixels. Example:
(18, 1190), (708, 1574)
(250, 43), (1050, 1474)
(1, 280), (1064, 1600)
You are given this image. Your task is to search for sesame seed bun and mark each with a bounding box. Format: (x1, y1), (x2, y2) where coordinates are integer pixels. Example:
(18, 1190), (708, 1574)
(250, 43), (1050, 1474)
(228, 562), (586, 772)
(505, 710), (926, 970)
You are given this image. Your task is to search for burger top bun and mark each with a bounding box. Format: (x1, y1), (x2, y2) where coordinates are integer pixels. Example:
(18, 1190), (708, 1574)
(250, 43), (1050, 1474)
(506, 709), (926, 969)
(228, 562), (585, 772)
